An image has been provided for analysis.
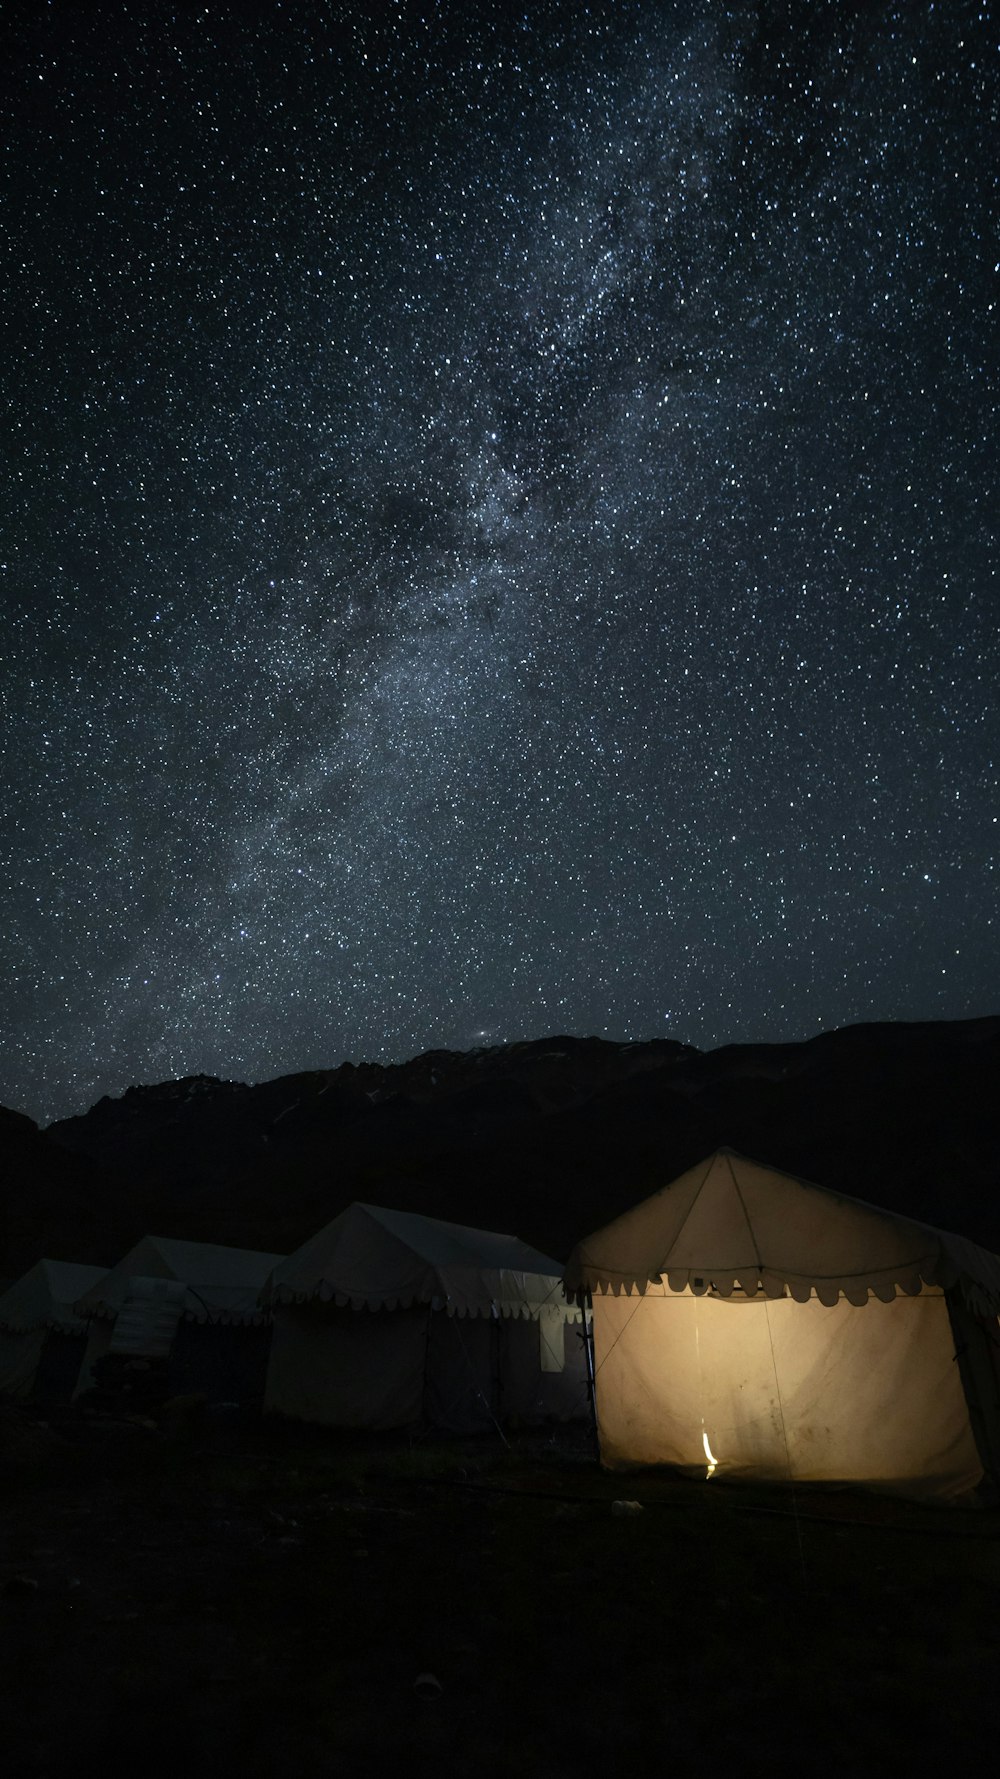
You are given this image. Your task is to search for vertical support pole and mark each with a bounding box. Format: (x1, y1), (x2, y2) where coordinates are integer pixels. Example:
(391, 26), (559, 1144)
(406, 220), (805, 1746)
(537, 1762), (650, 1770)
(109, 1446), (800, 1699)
(580, 1288), (599, 1460)
(492, 1305), (503, 1434)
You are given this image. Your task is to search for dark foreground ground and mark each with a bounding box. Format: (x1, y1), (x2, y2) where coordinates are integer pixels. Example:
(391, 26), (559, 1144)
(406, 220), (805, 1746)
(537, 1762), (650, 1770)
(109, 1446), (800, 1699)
(1, 1405), (999, 1777)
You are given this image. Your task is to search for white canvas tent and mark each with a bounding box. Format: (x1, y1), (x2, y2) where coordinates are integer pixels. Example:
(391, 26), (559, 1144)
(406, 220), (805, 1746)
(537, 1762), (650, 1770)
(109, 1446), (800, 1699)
(75, 1235), (285, 1403)
(262, 1202), (589, 1432)
(0, 1260), (108, 1400)
(564, 1149), (1000, 1501)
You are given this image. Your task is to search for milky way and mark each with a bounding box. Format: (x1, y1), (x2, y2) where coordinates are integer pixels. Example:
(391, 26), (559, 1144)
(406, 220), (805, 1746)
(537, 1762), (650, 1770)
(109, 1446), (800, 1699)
(3, 1), (998, 1122)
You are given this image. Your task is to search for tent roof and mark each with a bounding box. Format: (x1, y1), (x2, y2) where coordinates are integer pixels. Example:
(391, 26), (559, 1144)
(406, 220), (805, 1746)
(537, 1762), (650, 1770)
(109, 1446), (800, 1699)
(264, 1201), (570, 1319)
(564, 1149), (1000, 1316)
(0, 1259), (109, 1334)
(76, 1235), (285, 1325)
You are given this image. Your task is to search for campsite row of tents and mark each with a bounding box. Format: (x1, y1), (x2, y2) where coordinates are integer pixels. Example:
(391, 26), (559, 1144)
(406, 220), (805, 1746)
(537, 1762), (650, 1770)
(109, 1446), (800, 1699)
(0, 1203), (587, 1433)
(2, 1150), (999, 1501)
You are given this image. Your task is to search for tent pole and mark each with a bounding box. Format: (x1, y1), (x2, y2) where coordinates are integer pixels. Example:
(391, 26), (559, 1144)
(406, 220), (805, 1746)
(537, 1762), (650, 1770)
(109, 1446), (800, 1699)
(580, 1288), (599, 1460)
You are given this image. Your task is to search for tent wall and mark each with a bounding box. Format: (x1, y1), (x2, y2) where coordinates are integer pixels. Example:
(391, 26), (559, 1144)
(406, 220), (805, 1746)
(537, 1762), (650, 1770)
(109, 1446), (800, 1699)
(423, 1313), (498, 1432)
(947, 1294), (1000, 1492)
(0, 1328), (88, 1403)
(0, 1329), (46, 1399)
(73, 1319), (115, 1398)
(498, 1314), (591, 1425)
(265, 1302), (591, 1433)
(77, 1314), (273, 1406)
(592, 1286), (983, 1501)
(33, 1330), (89, 1403)
(168, 1320), (272, 1405)
(266, 1304), (428, 1430)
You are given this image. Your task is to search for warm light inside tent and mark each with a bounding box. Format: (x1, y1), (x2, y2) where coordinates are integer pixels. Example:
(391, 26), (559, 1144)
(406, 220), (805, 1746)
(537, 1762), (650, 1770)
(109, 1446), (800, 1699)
(589, 1282), (985, 1499)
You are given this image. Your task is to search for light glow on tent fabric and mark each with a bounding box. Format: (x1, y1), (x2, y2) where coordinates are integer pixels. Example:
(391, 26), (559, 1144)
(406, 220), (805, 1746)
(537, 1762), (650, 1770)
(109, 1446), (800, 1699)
(694, 1315), (718, 1478)
(572, 1154), (999, 1499)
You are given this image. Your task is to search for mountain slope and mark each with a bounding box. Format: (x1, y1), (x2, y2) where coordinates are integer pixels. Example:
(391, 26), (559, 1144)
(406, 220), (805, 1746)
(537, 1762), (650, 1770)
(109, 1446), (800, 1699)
(39, 1018), (1000, 1262)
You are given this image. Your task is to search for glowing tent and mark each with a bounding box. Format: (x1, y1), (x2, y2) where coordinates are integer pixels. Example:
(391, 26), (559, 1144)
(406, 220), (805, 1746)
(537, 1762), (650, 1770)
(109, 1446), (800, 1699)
(261, 1202), (589, 1432)
(74, 1235), (284, 1403)
(564, 1149), (1000, 1501)
(0, 1260), (108, 1400)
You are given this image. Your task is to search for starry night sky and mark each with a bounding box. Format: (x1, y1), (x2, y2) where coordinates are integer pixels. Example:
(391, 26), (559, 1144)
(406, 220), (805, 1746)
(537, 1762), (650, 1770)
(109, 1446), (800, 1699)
(3, 1), (998, 1124)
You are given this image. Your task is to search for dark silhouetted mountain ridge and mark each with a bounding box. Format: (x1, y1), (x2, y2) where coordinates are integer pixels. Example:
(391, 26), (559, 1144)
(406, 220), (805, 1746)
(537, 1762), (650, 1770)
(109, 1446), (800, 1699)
(16, 1018), (997, 1269)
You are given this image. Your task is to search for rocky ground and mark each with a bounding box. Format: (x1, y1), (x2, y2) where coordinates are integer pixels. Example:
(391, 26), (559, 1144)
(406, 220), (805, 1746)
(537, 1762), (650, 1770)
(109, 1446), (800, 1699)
(1, 1403), (999, 1775)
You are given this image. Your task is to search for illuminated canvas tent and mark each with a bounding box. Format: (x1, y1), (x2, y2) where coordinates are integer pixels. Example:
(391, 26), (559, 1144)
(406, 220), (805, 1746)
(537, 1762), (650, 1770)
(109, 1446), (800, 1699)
(261, 1202), (589, 1432)
(564, 1149), (1000, 1501)
(74, 1235), (284, 1403)
(0, 1260), (108, 1400)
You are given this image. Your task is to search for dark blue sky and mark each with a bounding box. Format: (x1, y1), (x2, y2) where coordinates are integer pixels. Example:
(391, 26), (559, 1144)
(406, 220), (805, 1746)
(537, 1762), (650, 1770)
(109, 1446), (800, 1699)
(3, 0), (997, 1122)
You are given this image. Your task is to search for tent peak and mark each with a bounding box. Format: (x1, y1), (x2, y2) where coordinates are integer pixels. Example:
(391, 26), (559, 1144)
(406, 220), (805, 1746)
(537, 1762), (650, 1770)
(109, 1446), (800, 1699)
(565, 1151), (1000, 1317)
(264, 1200), (570, 1319)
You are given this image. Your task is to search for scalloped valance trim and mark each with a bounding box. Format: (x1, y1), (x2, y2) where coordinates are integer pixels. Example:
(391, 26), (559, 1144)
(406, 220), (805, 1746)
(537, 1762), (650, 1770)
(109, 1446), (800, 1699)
(569, 1258), (993, 1312)
(178, 1308), (272, 1326)
(562, 1152), (1000, 1320)
(0, 1318), (86, 1336)
(270, 1282), (582, 1322)
(80, 1302), (272, 1328)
